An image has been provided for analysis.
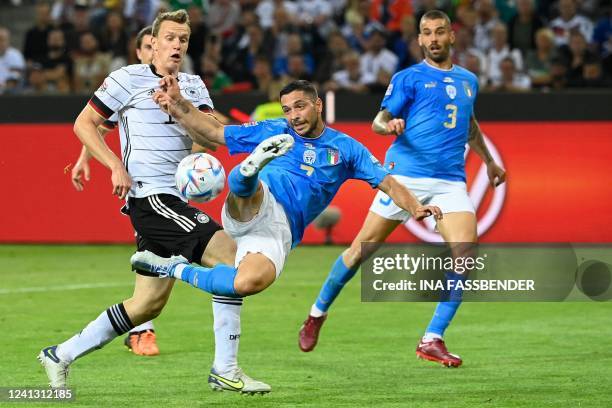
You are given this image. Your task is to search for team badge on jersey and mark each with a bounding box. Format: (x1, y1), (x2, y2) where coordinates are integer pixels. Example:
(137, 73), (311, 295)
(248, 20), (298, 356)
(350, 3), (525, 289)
(185, 87), (201, 98)
(463, 81), (473, 98)
(303, 149), (316, 165)
(196, 213), (210, 223)
(446, 85), (457, 100)
(327, 149), (340, 165)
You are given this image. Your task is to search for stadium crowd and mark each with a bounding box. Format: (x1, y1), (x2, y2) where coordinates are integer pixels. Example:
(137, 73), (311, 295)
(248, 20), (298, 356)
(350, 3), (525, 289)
(0, 0), (610, 96)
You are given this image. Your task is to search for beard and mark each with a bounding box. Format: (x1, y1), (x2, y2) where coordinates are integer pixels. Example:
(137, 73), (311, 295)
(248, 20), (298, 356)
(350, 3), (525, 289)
(422, 43), (451, 63)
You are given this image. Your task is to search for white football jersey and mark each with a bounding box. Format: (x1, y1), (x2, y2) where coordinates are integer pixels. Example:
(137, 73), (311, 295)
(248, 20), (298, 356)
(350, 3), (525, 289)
(90, 64), (213, 199)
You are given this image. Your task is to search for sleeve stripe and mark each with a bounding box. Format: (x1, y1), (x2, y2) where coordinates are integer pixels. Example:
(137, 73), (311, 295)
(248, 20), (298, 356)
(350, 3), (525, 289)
(89, 95), (114, 119)
(198, 104), (213, 113)
(108, 75), (130, 95)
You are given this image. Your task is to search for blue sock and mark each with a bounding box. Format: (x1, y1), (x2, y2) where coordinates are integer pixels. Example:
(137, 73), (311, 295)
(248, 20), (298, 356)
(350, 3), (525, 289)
(425, 271), (465, 337)
(228, 166), (259, 198)
(176, 264), (239, 297)
(314, 255), (358, 313)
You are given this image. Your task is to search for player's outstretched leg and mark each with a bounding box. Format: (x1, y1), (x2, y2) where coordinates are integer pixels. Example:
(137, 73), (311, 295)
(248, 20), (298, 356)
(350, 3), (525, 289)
(124, 320), (159, 356)
(130, 251), (241, 297)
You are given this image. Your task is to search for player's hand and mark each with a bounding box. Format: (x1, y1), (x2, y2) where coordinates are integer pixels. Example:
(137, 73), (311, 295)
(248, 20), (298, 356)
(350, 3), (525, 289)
(487, 162), (506, 187)
(71, 159), (90, 191)
(110, 162), (131, 200)
(413, 205), (443, 221)
(153, 90), (174, 114)
(159, 75), (181, 99)
(386, 118), (405, 135)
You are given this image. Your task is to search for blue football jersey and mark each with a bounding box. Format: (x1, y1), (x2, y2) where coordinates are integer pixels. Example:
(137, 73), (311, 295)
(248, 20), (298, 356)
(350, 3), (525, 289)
(381, 60), (479, 181)
(224, 119), (389, 246)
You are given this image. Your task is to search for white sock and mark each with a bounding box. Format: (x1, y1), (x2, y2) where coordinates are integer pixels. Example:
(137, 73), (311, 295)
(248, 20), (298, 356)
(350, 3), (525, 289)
(422, 332), (443, 342)
(212, 296), (242, 376)
(56, 303), (134, 363)
(130, 320), (154, 333)
(173, 263), (187, 280)
(310, 304), (326, 318)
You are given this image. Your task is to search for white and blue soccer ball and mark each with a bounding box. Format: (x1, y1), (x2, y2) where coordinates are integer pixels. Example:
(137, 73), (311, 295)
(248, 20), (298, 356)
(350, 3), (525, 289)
(175, 153), (225, 203)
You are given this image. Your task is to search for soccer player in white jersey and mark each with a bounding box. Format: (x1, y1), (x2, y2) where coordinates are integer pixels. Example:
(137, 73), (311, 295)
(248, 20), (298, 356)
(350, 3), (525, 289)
(298, 10), (506, 367)
(39, 11), (270, 394)
(70, 26), (166, 357)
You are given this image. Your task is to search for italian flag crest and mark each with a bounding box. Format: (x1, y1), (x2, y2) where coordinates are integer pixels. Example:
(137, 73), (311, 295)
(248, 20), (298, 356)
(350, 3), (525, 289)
(327, 149), (340, 165)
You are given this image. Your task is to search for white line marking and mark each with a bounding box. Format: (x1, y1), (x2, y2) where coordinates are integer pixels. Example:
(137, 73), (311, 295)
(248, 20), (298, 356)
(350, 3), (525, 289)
(0, 282), (132, 295)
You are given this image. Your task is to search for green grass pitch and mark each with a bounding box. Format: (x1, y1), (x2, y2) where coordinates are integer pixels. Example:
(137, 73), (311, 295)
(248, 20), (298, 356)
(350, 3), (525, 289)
(1, 245), (611, 407)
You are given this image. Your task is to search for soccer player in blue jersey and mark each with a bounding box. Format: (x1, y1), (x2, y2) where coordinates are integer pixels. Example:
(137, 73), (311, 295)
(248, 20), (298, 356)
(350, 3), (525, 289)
(298, 10), (506, 367)
(131, 80), (442, 386)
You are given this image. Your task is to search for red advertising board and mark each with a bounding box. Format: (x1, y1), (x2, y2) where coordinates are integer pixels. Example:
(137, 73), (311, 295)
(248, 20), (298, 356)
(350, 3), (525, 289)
(1, 122), (611, 243)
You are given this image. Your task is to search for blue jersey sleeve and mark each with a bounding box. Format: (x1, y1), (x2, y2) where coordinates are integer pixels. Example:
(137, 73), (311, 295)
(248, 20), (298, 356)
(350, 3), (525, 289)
(380, 71), (414, 117)
(224, 120), (286, 155)
(348, 140), (389, 188)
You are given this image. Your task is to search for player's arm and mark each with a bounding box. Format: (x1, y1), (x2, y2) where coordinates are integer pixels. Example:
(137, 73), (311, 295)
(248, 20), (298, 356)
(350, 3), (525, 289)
(71, 125), (112, 191)
(468, 115), (506, 187)
(377, 175), (442, 221)
(73, 106), (131, 199)
(371, 109), (405, 135)
(153, 76), (226, 147)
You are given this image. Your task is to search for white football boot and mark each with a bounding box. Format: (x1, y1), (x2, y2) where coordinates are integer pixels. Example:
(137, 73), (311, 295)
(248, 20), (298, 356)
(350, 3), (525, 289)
(239, 134), (295, 177)
(38, 346), (70, 388)
(130, 250), (189, 278)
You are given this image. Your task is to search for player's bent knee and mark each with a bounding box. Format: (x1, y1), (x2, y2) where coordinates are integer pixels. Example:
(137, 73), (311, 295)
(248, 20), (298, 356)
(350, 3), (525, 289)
(234, 255), (276, 296)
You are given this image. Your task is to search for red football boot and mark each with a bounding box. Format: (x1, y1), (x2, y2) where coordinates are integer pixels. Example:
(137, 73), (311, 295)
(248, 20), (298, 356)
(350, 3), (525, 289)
(298, 315), (327, 352)
(416, 338), (462, 367)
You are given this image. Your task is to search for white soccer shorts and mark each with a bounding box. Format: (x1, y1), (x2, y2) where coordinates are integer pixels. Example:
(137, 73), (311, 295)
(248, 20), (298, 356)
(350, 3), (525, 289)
(369, 175), (475, 221)
(221, 182), (292, 278)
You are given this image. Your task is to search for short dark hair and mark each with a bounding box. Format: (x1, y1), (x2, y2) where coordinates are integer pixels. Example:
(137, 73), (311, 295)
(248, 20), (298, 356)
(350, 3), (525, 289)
(419, 10), (451, 29)
(135, 26), (152, 50)
(279, 80), (318, 101)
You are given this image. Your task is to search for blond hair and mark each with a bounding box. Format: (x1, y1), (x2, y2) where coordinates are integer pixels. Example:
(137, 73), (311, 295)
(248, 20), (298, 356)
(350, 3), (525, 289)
(151, 10), (190, 37)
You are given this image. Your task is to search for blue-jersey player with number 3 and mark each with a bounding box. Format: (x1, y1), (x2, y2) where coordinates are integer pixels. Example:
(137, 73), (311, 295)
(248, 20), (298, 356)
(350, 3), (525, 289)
(298, 10), (507, 367)
(131, 79), (442, 388)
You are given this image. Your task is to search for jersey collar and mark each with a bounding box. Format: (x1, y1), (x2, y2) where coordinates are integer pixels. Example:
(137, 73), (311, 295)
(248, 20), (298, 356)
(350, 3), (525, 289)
(149, 64), (180, 81)
(423, 59), (455, 72)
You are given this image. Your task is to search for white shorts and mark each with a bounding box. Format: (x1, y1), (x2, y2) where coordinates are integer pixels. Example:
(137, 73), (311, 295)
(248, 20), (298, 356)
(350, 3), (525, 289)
(369, 175), (474, 222)
(221, 182), (292, 278)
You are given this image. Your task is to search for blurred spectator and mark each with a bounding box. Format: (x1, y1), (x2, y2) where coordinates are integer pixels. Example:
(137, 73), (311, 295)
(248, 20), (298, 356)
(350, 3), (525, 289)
(507, 0), (545, 55)
(314, 30), (350, 83)
(187, 5), (209, 77)
(273, 33), (314, 77)
(391, 15), (420, 69)
(454, 5), (479, 33)
(124, 0), (159, 29)
(486, 22), (524, 85)
(39, 29), (72, 93)
(549, 56), (569, 88)
(256, 0), (297, 29)
(73, 31), (111, 93)
(324, 51), (372, 93)
(23, 1), (53, 63)
(525, 28), (557, 87)
(0, 27), (26, 93)
(22, 63), (55, 94)
(223, 23), (272, 82)
(572, 56), (610, 87)
(369, 0), (413, 33)
(250, 55), (284, 99)
(62, 1), (93, 53)
(464, 52), (488, 88)
(488, 56), (531, 91)
(98, 11), (129, 59)
(207, 0), (241, 38)
(296, 0), (335, 38)
(267, 6), (292, 61)
(593, 12), (612, 58)
(169, 0), (206, 12)
(342, 0), (373, 52)
(560, 31), (598, 84)
(452, 26), (488, 75)
(284, 54), (313, 82)
(360, 27), (398, 83)
(201, 55), (233, 92)
(549, 0), (594, 46)
(474, 0), (501, 53)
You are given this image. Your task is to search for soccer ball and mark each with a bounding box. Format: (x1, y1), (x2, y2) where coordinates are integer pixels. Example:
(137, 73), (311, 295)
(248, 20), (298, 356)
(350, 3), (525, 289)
(175, 153), (225, 202)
